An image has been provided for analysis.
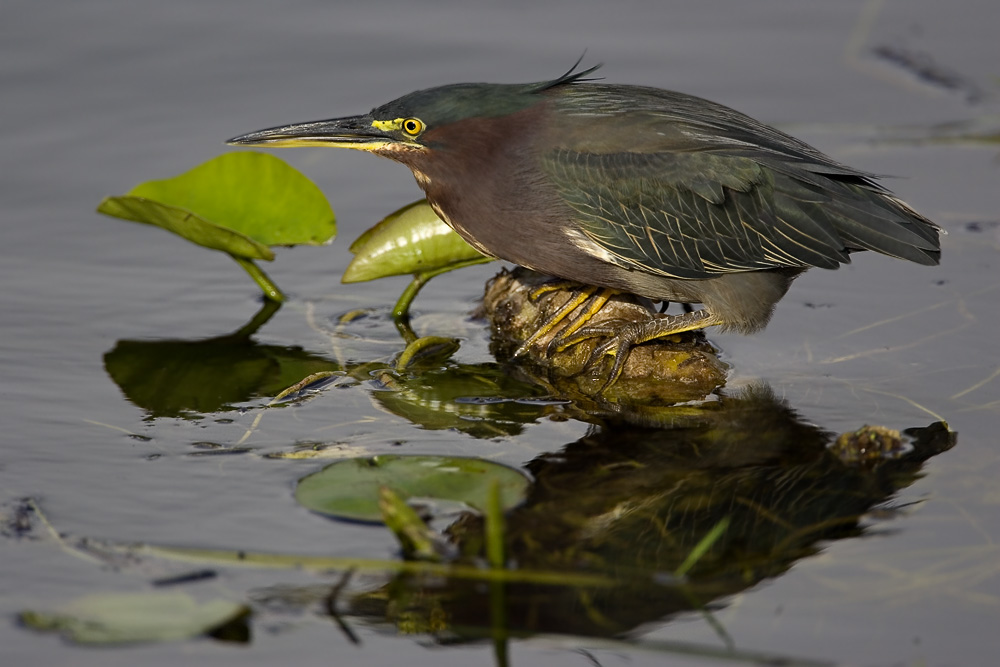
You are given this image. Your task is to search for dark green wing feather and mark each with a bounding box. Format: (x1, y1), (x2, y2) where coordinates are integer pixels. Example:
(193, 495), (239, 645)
(541, 85), (941, 279)
(543, 150), (856, 279)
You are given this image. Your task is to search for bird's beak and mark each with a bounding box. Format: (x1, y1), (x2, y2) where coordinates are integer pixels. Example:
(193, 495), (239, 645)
(227, 114), (394, 151)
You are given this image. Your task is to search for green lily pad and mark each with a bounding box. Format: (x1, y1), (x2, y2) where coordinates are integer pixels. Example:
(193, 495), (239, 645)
(98, 196), (274, 259)
(21, 592), (249, 645)
(343, 200), (489, 283)
(97, 152), (336, 258)
(295, 455), (531, 523)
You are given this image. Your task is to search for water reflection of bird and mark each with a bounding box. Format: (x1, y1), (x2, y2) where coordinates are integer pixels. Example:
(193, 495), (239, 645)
(230, 62), (941, 381)
(334, 384), (955, 642)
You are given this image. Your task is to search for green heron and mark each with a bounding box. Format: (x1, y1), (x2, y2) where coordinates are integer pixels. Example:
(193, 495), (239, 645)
(229, 63), (941, 381)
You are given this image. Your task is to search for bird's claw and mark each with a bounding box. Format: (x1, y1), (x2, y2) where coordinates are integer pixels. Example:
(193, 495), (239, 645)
(511, 341), (531, 359)
(584, 323), (643, 391)
(548, 319), (629, 355)
(541, 319), (641, 391)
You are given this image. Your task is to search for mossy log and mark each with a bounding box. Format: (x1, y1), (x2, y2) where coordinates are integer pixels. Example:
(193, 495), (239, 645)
(480, 267), (728, 406)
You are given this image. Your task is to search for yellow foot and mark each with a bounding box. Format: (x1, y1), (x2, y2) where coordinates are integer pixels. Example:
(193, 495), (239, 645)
(526, 279), (587, 302)
(558, 309), (722, 390)
(513, 285), (616, 358)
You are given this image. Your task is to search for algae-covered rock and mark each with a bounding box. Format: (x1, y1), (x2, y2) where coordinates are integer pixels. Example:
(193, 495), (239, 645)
(480, 267), (728, 406)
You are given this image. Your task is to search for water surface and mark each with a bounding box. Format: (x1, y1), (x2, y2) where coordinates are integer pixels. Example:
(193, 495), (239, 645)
(3, 1), (999, 665)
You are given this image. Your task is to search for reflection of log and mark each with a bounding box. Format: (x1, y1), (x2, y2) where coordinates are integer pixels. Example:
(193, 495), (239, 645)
(480, 267), (728, 405)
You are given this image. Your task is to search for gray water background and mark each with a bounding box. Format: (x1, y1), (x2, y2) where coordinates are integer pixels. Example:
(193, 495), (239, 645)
(3, 0), (999, 665)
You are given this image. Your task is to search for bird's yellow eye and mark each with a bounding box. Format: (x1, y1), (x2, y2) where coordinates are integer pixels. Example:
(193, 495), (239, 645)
(402, 118), (424, 136)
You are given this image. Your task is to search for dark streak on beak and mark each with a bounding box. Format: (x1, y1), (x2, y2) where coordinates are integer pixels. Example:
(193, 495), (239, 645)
(226, 114), (389, 147)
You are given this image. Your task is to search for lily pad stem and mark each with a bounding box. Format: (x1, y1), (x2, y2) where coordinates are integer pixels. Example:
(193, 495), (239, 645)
(392, 257), (494, 320)
(231, 255), (285, 303)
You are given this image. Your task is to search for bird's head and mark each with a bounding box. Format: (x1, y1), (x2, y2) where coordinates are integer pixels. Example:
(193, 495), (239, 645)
(226, 63), (601, 162)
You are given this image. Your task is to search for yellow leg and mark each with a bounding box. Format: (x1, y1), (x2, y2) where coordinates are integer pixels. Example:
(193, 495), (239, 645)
(526, 280), (585, 301)
(545, 288), (616, 349)
(513, 278), (722, 392)
(561, 308), (724, 390)
(513, 284), (601, 358)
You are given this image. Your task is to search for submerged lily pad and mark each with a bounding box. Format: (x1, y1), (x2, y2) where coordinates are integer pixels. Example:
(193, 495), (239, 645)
(295, 455), (531, 523)
(21, 592), (249, 645)
(343, 200), (489, 283)
(104, 336), (342, 418)
(98, 152), (336, 255)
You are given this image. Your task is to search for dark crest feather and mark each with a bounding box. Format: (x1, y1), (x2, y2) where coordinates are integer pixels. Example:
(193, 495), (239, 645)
(530, 55), (603, 92)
